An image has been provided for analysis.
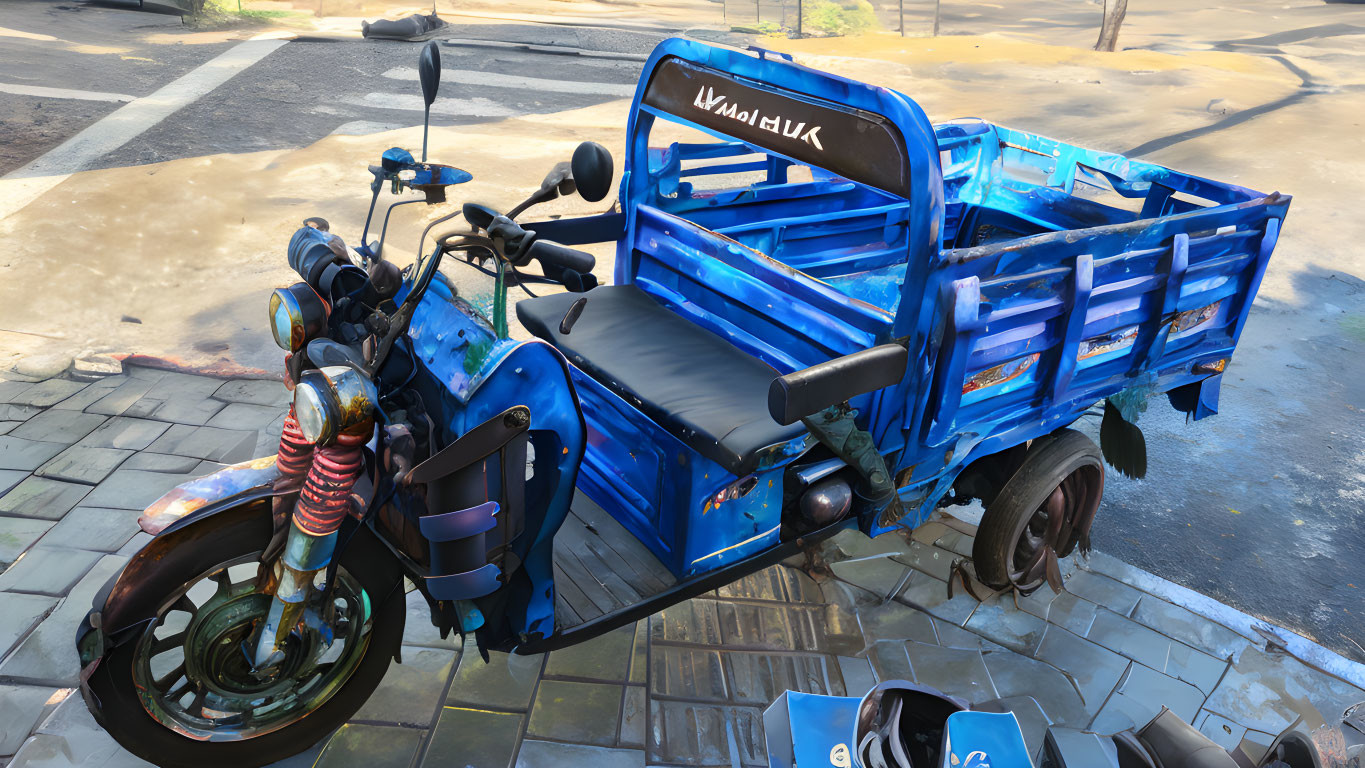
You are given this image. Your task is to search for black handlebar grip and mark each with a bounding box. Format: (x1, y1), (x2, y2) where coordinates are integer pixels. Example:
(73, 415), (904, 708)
(528, 239), (596, 274)
(462, 203), (498, 231)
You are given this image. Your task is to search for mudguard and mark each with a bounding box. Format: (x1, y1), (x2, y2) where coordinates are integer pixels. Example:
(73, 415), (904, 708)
(75, 457), (301, 669)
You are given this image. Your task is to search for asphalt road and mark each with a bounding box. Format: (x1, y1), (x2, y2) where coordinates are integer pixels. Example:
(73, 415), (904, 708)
(0, 6), (659, 175)
(2, 0), (1361, 663)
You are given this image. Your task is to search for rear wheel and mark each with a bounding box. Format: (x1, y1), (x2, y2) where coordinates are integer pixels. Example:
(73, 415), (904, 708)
(972, 429), (1104, 592)
(83, 510), (404, 768)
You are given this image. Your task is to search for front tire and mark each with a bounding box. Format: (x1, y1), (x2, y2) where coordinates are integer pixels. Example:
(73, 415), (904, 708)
(83, 508), (405, 768)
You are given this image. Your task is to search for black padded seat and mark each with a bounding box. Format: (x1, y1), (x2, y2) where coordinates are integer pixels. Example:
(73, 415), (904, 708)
(516, 285), (806, 476)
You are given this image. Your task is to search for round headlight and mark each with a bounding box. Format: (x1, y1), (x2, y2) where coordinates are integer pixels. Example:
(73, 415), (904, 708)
(292, 365), (378, 444)
(293, 376), (337, 444)
(268, 283), (328, 352)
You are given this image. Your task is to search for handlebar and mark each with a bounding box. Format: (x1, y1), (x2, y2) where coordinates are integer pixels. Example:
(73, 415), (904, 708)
(461, 202), (595, 275)
(526, 239), (595, 273)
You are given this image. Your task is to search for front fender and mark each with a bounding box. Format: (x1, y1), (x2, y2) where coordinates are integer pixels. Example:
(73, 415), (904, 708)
(77, 457), (300, 667)
(139, 455), (291, 535)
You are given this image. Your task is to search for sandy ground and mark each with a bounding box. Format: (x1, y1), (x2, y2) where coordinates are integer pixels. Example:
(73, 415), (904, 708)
(0, 101), (628, 374)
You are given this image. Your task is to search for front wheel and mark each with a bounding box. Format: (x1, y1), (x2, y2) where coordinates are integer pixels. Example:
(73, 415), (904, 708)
(82, 507), (405, 768)
(972, 429), (1105, 593)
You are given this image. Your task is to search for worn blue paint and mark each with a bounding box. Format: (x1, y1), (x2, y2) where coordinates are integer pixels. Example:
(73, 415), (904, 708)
(571, 366), (798, 576)
(402, 271), (586, 641)
(601, 38), (1288, 543)
(396, 38), (1287, 632)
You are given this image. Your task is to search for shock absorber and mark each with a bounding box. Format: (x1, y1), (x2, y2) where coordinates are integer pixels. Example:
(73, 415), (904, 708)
(254, 365), (378, 669)
(293, 436), (366, 535)
(275, 408), (315, 479)
(254, 434), (366, 668)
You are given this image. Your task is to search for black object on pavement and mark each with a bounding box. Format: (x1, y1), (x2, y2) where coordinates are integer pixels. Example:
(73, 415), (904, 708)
(361, 12), (448, 42)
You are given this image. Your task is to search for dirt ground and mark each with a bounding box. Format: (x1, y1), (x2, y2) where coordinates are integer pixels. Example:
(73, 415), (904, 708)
(0, 101), (627, 373)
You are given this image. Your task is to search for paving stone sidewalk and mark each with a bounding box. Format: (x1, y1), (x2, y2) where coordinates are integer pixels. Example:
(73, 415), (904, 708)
(1, 365), (1362, 767)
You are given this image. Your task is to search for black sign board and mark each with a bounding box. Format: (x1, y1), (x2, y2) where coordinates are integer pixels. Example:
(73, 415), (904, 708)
(641, 56), (911, 198)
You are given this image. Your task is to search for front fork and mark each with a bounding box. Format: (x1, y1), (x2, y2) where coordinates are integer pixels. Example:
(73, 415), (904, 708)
(252, 409), (367, 668)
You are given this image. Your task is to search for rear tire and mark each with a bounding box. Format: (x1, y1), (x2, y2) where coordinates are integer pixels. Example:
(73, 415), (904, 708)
(83, 510), (405, 768)
(972, 429), (1104, 591)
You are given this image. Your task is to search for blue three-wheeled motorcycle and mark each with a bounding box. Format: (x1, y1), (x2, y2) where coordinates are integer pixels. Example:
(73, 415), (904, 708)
(75, 38), (1288, 766)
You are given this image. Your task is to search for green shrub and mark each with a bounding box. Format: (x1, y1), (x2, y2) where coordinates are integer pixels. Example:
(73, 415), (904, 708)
(755, 20), (786, 36)
(800, 0), (880, 36)
(191, 0), (305, 26)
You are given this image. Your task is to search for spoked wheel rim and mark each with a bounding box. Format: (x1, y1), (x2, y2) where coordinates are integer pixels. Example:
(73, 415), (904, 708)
(130, 551), (375, 741)
(1007, 463), (1103, 592)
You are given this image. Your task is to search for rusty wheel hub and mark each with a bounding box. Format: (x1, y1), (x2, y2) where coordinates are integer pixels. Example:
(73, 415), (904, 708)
(130, 553), (374, 741)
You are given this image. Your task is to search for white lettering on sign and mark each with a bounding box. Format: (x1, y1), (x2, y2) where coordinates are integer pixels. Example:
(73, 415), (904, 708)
(691, 86), (824, 150)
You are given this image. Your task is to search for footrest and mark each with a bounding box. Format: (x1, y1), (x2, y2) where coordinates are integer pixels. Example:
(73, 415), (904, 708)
(419, 501), (503, 600)
(425, 564), (503, 601)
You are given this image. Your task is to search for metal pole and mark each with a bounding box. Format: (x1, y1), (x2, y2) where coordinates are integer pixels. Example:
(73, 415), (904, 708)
(755, 0), (760, 23)
(898, 0), (904, 36)
(933, 0), (941, 36)
(796, 0), (802, 37)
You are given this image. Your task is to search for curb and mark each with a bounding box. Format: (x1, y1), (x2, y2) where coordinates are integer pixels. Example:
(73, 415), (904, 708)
(440, 9), (677, 34)
(1080, 550), (1365, 691)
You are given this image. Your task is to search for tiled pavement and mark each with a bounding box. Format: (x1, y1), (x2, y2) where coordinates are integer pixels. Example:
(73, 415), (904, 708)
(1, 365), (1362, 767)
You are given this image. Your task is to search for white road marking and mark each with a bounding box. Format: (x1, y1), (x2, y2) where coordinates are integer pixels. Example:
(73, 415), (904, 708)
(0, 38), (288, 222)
(0, 82), (136, 103)
(382, 66), (636, 98)
(338, 92), (517, 118)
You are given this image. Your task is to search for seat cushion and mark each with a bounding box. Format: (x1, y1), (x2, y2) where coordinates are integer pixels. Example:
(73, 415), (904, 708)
(516, 285), (805, 476)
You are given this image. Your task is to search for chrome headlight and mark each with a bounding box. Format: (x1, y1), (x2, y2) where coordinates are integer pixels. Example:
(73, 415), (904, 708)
(292, 365), (378, 444)
(268, 283), (328, 352)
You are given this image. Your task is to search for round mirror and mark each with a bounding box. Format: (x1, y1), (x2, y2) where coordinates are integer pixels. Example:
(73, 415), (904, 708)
(571, 142), (614, 203)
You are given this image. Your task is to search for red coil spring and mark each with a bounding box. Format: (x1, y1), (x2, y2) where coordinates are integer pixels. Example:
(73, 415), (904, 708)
(293, 435), (365, 536)
(276, 407), (315, 479)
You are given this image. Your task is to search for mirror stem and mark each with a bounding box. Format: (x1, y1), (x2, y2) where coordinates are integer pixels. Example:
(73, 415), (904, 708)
(422, 104), (431, 163)
(506, 189), (552, 220)
(359, 184), (382, 247)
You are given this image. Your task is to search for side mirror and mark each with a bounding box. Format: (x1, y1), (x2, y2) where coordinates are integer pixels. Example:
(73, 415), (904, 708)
(571, 142), (614, 202)
(418, 41), (441, 107)
(417, 41), (441, 161)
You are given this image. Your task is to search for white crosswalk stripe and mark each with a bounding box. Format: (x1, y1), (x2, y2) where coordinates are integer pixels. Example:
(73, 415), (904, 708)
(0, 82), (135, 103)
(381, 66), (636, 98)
(1, 37), (287, 222)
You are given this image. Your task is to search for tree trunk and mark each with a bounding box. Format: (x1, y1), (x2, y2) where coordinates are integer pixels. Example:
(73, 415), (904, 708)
(1095, 0), (1128, 52)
